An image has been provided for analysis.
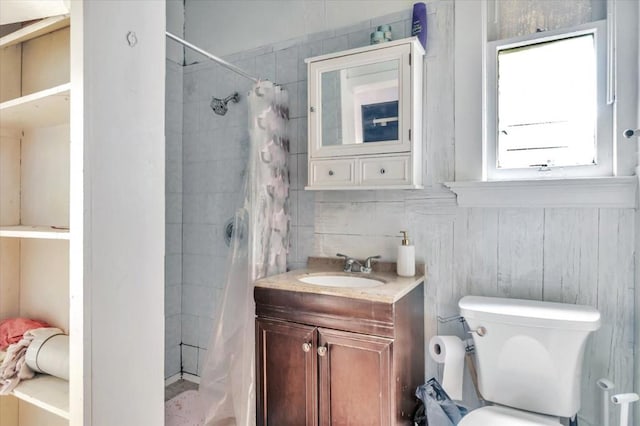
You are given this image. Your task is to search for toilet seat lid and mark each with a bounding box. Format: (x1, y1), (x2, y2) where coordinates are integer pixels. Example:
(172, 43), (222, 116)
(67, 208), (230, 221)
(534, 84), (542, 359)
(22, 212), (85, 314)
(459, 406), (562, 426)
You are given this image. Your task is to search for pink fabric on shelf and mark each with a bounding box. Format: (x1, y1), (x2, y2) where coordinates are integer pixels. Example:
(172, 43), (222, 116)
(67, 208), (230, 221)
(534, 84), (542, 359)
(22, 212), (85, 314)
(0, 318), (50, 351)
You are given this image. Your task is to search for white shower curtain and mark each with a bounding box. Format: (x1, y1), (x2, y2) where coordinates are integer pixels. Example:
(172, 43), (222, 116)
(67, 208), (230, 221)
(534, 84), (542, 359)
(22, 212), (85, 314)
(198, 81), (290, 426)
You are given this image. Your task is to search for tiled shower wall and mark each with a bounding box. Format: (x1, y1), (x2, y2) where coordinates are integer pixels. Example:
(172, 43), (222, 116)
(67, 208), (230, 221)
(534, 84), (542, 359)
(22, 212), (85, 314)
(165, 59), (183, 378)
(175, 10), (414, 377)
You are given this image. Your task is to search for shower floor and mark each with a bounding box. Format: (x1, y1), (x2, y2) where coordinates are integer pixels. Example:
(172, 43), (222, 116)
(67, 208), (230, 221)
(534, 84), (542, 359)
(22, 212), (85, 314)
(165, 379), (199, 401)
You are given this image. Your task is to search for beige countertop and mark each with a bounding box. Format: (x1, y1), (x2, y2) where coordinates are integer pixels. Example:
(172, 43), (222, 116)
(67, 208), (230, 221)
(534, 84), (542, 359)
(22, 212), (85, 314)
(254, 257), (425, 303)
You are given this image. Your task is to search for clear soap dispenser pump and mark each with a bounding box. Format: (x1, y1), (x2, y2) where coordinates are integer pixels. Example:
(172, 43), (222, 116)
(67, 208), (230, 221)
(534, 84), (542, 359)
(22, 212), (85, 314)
(397, 231), (415, 277)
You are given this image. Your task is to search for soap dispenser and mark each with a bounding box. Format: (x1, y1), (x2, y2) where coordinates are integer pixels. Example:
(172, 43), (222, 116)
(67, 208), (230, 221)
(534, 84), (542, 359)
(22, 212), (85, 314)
(397, 231), (415, 277)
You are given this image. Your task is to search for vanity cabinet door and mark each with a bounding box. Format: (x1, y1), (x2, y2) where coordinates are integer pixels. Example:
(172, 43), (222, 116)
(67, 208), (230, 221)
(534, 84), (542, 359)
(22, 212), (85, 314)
(256, 318), (318, 426)
(317, 328), (393, 426)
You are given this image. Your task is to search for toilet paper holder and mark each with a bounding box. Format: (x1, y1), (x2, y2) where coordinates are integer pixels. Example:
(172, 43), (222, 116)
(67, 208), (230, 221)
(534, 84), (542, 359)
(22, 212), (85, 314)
(437, 314), (464, 323)
(436, 315), (476, 352)
(467, 326), (487, 337)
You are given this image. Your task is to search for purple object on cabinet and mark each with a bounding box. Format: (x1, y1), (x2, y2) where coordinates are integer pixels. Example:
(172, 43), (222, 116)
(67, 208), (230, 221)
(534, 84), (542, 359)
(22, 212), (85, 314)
(411, 2), (427, 49)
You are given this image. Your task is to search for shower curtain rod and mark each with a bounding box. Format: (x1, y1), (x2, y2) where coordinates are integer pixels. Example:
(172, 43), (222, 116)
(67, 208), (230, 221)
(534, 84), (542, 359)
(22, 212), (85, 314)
(166, 31), (259, 83)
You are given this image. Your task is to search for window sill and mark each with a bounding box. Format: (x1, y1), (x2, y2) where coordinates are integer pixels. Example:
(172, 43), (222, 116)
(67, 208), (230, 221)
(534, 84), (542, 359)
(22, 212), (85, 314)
(443, 176), (637, 208)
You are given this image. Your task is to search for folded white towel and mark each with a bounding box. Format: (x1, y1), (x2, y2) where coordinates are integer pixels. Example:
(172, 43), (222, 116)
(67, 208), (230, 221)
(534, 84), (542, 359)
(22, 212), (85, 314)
(0, 327), (62, 394)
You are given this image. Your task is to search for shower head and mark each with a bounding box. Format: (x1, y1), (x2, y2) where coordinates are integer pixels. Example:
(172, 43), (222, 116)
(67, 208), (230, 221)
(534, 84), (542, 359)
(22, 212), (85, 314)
(211, 92), (240, 116)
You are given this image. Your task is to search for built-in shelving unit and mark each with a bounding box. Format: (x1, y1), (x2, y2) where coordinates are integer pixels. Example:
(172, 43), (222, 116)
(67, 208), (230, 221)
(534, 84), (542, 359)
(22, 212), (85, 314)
(0, 84), (70, 128)
(0, 15), (69, 48)
(12, 375), (70, 420)
(0, 226), (69, 240)
(0, 13), (71, 426)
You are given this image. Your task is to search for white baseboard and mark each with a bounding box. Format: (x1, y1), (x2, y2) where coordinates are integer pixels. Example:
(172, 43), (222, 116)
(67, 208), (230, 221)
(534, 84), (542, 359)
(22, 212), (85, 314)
(182, 373), (201, 384)
(165, 373), (182, 386)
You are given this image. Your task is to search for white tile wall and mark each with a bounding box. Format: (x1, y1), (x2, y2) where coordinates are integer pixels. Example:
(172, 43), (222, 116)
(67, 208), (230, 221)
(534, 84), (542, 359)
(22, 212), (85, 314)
(182, 345), (198, 375)
(165, 59), (183, 379)
(176, 8), (427, 381)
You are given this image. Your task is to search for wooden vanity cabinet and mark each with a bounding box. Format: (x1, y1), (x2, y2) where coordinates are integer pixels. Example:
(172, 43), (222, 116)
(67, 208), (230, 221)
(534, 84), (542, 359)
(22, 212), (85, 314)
(256, 319), (318, 426)
(255, 282), (424, 425)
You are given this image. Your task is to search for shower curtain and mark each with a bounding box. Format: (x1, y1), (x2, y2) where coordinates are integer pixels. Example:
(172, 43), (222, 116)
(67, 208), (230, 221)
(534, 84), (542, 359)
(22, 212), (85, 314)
(198, 80), (290, 426)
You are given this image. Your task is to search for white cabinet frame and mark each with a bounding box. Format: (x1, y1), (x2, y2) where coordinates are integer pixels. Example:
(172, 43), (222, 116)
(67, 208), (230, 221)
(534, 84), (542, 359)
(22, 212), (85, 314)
(305, 37), (424, 190)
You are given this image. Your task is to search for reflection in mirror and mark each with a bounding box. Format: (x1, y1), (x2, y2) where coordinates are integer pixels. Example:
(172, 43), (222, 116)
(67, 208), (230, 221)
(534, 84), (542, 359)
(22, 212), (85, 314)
(321, 59), (399, 147)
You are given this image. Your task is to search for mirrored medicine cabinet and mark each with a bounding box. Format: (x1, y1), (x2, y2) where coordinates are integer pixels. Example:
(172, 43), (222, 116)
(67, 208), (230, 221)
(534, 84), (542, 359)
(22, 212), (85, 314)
(305, 37), (425, 190)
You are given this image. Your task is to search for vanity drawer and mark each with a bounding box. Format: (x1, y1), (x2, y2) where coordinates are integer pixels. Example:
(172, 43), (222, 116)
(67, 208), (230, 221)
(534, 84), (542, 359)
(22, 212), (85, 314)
(360, 155), (411, 186)
(309, 159), (356, 187)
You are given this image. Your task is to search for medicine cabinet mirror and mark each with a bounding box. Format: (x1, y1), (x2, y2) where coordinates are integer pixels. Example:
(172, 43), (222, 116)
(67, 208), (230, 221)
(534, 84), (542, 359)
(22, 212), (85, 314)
(305, 37), (425, 190)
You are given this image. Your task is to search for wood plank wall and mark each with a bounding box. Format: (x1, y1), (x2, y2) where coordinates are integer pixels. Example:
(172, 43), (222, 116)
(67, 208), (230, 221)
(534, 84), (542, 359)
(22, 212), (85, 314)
(311, 2), (635, 425)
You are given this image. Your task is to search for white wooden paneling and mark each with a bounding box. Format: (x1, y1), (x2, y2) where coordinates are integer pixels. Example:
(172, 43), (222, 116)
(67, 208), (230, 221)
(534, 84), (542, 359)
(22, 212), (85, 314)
(424, 1), (455, 187)
(453, 0), (484, 181)
(0, 43), (21, 103)
(406, 199), (455, 379)
(315, 200), (407, 236)
(18, 401), (67, 426)
(542, 208), (600, 424)
(313, 232), (399, 261)
(21, 27), (69, 96)
(613, 0), (639, 176)
(73, 1), (165, 425)
(496, 208), (544, 299)
(0, 128), (20, 225)
(21, 124), (69, 227)
(491, 0), (597, 41)
(0, 396), (18, 426)
(20, 239), (69, 332)
(591, 209), (635, 426)
(542, 208), (599, 305)
(0, 238), (20, 319)
(453, 208), (500, 300)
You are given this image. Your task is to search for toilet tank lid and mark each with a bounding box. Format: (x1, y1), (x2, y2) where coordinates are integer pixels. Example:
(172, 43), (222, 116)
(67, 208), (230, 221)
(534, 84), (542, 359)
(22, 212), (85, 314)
(459, 296), (601, 330)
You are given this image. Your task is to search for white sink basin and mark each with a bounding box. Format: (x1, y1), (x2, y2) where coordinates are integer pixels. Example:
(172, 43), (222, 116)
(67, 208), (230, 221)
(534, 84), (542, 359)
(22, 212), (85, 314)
(298, 275), (384, 288)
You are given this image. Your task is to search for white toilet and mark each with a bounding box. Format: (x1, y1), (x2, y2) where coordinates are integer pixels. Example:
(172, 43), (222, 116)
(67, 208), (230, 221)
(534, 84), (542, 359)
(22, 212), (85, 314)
(458, 296), (601, 426)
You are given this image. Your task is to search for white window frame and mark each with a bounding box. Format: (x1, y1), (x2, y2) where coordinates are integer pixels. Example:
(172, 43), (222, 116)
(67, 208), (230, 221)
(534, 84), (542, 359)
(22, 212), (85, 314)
(447, 0), (638, 208)
(485, 20), (611, 180)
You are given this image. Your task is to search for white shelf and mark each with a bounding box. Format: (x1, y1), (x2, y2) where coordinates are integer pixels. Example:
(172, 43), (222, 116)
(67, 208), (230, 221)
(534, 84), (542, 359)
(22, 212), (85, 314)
(0, 225), (70, 240)
(0, 15), (70, 48)
(0, 84), (70, 129)
(12, 374), (69, 420)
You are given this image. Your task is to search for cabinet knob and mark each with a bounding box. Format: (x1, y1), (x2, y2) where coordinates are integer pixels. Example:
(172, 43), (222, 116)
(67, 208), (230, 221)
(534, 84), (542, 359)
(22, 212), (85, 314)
(317, 345), (327, 357)
(302, 342), (312, 352)
(328, 170), (334, 176)
(380, 168), (386, 175)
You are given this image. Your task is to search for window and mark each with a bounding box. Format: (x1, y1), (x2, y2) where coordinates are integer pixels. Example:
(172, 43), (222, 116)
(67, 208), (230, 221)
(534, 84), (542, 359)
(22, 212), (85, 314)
(485, 20), (611, 180)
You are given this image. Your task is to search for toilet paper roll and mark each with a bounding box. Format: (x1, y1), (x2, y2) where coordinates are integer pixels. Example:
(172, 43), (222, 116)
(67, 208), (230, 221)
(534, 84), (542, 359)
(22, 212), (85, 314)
(429, 335), (465, 401)
(25, 329), (69, 381)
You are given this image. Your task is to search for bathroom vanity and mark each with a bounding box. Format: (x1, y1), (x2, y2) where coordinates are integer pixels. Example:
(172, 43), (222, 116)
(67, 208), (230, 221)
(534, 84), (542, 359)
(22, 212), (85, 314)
(254, 258), (425, 425)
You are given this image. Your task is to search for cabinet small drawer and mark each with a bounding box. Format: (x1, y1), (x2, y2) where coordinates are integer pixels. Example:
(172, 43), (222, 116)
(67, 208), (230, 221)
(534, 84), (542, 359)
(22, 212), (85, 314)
(310, 159), (355, 187)
(360, 156), (410, 185)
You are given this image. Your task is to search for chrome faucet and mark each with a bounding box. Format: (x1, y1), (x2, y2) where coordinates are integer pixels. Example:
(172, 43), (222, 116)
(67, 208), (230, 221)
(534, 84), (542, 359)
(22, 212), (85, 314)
(337, 253), (381, 274)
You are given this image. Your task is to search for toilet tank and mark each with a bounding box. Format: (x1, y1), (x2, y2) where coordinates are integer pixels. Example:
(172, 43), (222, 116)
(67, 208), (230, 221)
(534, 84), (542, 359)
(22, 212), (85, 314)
(459, 296), (600, 418)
